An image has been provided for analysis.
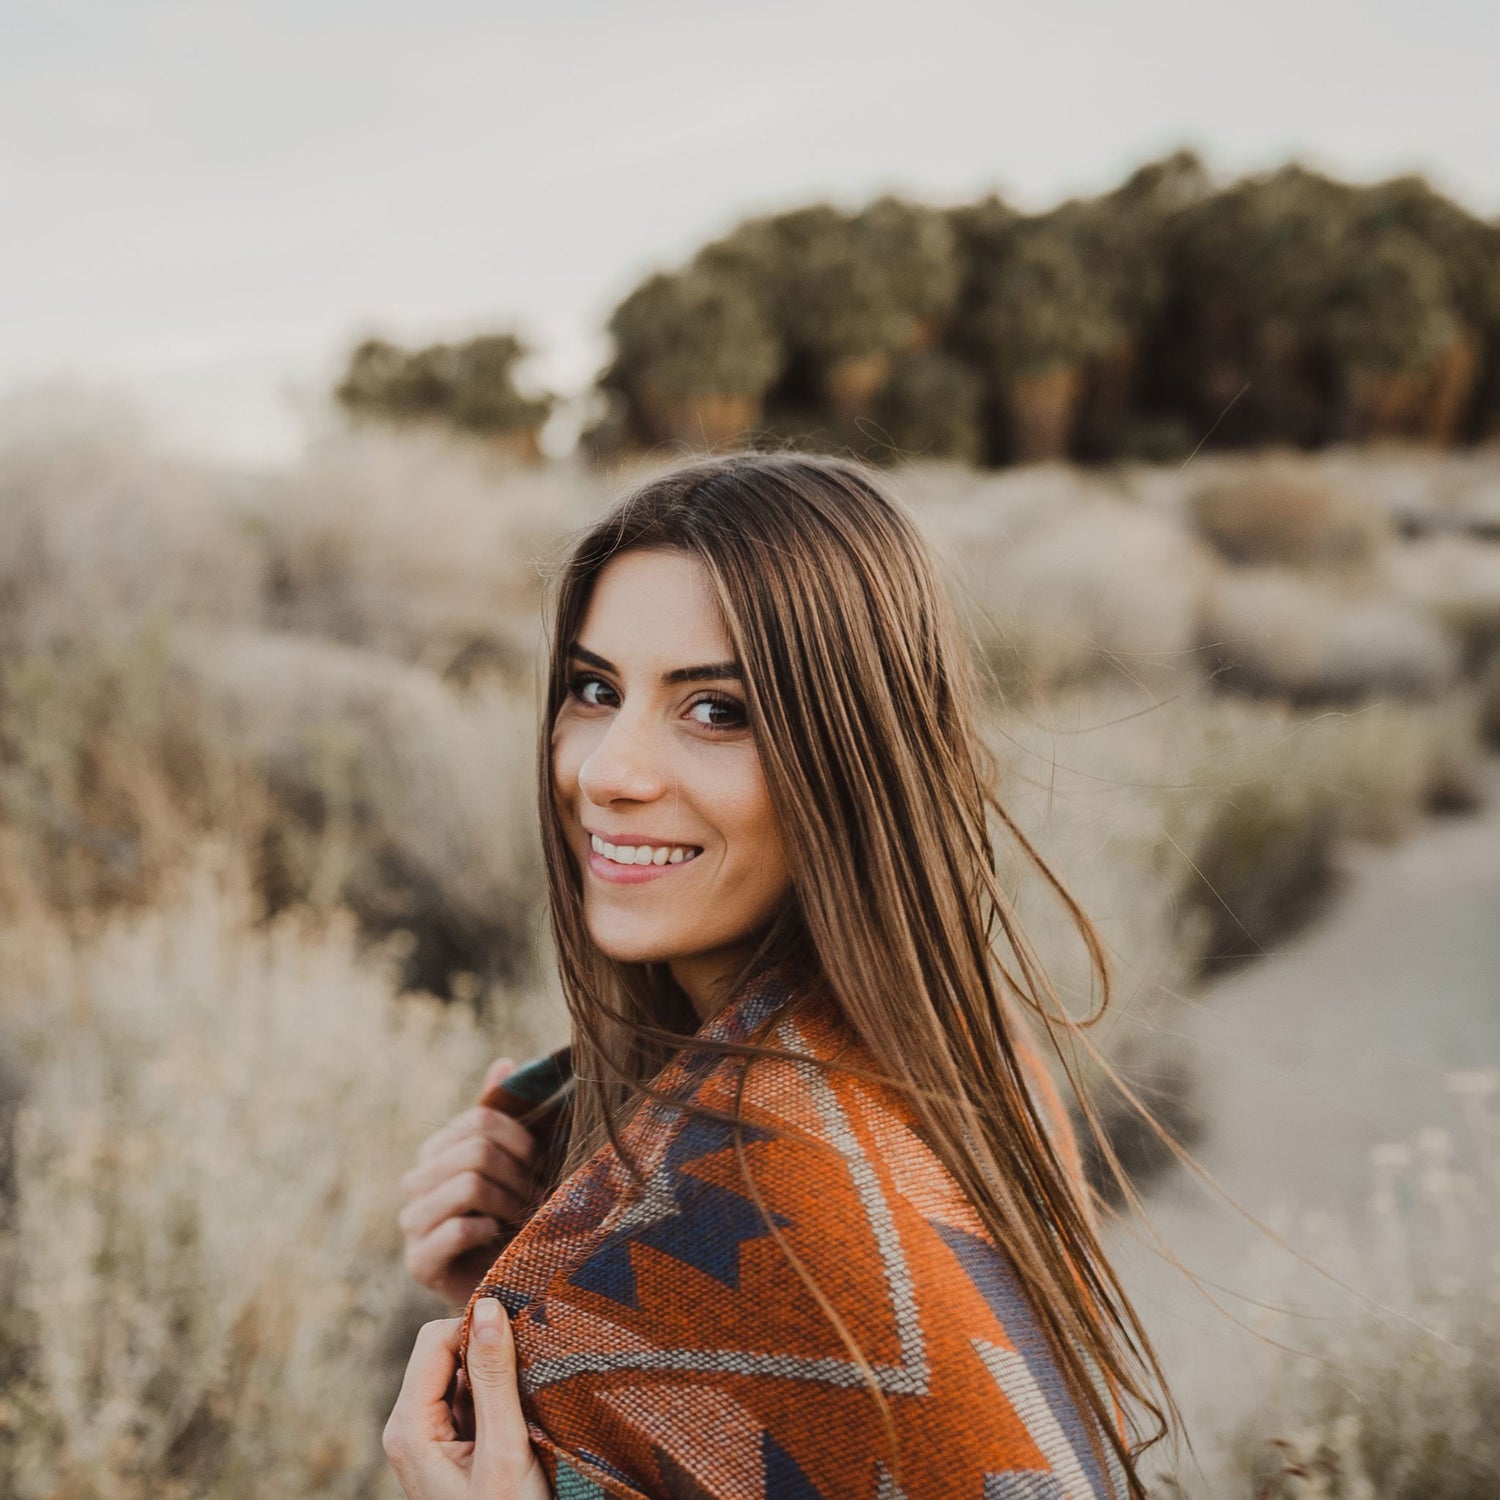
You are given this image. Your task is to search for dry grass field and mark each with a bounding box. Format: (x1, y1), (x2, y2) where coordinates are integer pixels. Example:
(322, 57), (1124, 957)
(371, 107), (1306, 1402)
(2, 395), (1499, 1495)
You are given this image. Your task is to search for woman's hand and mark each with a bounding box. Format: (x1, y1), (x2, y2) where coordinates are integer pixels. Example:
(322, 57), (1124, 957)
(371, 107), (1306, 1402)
(383, 1300), (553, 1500)
(401, 1057), (544, 1307)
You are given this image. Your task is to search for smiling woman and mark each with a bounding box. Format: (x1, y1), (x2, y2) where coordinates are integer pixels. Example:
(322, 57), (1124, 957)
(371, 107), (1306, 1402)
(385, 452), (1178, 1500)
(554, 548), (792, 1017)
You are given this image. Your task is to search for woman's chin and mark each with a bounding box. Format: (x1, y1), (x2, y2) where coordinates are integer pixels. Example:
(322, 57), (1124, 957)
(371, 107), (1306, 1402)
(585, 921), (681, 968)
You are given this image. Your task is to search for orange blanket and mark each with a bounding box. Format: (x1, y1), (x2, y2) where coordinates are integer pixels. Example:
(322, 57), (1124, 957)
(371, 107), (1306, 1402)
(459, 966), (1125, 1499)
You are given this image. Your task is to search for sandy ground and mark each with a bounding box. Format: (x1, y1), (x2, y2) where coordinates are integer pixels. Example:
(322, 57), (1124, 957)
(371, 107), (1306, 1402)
(1106, 757), (1500, 1494)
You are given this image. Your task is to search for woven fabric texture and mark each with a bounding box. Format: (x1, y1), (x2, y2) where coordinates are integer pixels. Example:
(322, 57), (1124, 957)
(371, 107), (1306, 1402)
(458, 967), (1127, 1500)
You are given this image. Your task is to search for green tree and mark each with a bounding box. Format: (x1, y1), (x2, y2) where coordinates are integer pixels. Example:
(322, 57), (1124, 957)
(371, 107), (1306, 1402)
(335, 333), (554, 439)
(601, 269), (781, 398)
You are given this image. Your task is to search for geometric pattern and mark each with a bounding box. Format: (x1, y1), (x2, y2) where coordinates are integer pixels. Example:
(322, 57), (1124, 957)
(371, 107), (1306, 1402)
(460, 963), (1130, 1499)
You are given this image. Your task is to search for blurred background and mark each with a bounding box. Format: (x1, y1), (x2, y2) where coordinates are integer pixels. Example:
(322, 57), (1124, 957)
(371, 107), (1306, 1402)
(2, 2), (1499, 1495)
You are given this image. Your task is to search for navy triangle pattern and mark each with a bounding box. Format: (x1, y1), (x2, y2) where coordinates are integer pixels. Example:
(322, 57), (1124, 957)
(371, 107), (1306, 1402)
(665, 1113), (778, 1172)
(634, 1175), (791, 1290)
(569, 1235), (643, 1308)
(760, 1431), (827, 1498)
(569, 1114), (790, 1310)
(673, 1042), (726, 1091)
(492, 1284), (534, 1319)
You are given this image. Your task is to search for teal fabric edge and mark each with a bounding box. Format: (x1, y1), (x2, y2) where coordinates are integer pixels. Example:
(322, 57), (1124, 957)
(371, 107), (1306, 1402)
(504, 1047), (574, 1107)
(554, 1456), (611, 1498)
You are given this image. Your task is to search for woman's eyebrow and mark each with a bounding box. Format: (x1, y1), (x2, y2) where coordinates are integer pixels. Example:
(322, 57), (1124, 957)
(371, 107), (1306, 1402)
(567, 642), (742, 684)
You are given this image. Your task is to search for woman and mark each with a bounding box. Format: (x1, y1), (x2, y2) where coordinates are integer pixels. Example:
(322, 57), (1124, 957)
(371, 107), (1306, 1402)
(383, 453), (1174, 1500)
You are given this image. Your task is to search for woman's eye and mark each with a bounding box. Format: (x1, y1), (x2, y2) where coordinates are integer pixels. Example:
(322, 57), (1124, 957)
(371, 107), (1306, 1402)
(689, 694), (747, 732)
(569, 673), (617, 708)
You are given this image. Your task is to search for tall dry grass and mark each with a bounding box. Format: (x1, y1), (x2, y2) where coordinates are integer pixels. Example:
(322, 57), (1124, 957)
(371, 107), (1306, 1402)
(1220, 1072), (1500, 1499)
(0, 848), (559, 1499)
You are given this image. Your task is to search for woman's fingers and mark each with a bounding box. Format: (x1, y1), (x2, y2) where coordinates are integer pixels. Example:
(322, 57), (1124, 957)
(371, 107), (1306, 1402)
(466, 1298), (551, 1500)
(383, 1317), (465, 1459)
(400, 1169), (529, 1244)
(414, 1105), (540, 1171)
(402, 1213), (502, 1292)
(400, 1074), (546, 1305)
(402, 1132), (538, 1208)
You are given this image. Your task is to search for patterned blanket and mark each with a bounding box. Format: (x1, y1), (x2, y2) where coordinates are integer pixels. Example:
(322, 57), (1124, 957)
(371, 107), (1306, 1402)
(458, 967), (1126, 1500)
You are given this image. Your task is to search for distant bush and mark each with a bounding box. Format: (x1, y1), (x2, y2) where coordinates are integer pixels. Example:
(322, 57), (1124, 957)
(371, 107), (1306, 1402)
(1189, 463), (1395, 570)
(1184, 786), (1343, 971)
(950, 495), (1211, 699)
(335, 333), (554, 456)
(1480, 649), (1500, 747)
(596, 268), (781, 451)
(1201, 568), (1458, 704)
(1388, 532), (1500, 667)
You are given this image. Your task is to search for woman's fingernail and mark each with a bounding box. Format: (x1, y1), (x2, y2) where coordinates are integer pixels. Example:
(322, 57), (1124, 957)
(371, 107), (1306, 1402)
(472, 1296), (503, 1344)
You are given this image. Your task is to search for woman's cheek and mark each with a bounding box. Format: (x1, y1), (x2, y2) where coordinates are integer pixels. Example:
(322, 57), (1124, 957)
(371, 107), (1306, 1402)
(551, 721), (587, 803)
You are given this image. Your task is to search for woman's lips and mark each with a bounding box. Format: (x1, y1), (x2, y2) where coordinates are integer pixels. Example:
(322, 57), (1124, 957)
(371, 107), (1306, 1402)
(587, 848), (700, 885)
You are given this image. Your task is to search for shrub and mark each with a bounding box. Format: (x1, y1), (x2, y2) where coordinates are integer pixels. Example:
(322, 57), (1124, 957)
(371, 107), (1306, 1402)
(175, 629), (546, 994)
(1225, 1078), (1500, 1499)
(1201, 566), (1457, 703)
(0, 851), (553, 1499)
(264, 424), (593, 670)
(336, 333), (555, 444)
(1479, 648), (1500, 748)
(1163, 691), (1485, 972)
(1183, 785), (1343, 971)
(957, 496), (1213, 700)
(1189, 464), (1395, 570)
(1077, 1027), (1206, 1207)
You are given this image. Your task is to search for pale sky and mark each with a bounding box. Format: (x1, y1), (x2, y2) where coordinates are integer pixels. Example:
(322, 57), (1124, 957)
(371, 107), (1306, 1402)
(4, 0), (1497, 465)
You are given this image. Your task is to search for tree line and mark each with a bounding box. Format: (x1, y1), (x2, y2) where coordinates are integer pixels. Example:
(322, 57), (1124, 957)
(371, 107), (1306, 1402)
(335, 152), (1500, 467)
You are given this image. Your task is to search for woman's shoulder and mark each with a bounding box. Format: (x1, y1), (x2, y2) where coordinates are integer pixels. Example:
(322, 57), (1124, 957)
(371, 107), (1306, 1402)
(721, 976), (1092, 1229)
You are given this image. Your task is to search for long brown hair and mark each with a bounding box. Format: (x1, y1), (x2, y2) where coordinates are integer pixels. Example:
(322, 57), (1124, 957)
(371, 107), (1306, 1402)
(534, 451), (1176, 1495)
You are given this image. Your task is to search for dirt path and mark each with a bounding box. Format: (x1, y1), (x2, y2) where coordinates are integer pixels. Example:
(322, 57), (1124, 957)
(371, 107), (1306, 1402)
(1106, 757), (1500, 1493)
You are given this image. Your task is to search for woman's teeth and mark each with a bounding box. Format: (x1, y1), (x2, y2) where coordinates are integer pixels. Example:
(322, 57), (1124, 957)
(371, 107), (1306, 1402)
(590, 834), (702, 867)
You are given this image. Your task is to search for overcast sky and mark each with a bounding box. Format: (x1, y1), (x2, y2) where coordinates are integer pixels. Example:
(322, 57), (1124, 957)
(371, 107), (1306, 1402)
(4, 0), (1498, 465)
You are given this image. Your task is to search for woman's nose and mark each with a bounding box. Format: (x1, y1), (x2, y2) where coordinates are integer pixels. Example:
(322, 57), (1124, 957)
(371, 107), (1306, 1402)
(575, 712), (669, 806)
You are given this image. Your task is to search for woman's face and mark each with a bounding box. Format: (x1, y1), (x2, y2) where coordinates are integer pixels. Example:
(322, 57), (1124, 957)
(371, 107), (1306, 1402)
(550, 547), (792, 1010)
